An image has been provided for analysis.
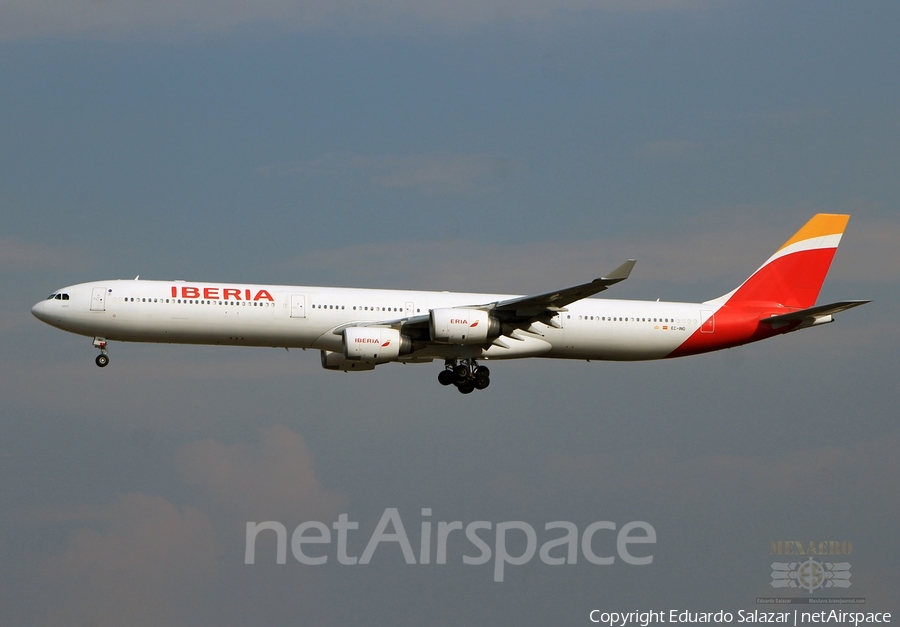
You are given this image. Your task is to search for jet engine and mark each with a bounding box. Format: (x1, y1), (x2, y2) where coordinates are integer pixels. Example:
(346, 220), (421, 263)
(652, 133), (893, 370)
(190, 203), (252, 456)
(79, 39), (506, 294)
(320, 350), (377, 371)
(429, 308), (500, 345)
(342, 327), (411, 361)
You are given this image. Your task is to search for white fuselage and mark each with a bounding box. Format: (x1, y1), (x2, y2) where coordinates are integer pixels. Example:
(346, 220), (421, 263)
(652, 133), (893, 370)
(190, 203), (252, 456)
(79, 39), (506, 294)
(32, 279), (707, 362)
(30, 215), (863, 392)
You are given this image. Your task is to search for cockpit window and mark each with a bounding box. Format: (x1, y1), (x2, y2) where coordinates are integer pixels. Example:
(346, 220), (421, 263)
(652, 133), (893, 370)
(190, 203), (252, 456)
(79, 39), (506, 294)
(47, 294), (57, 300)
(62, 294), (69, 300)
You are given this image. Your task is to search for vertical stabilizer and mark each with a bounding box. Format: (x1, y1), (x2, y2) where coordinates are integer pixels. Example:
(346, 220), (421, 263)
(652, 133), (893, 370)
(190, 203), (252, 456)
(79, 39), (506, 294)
(706, 214), (850, 309)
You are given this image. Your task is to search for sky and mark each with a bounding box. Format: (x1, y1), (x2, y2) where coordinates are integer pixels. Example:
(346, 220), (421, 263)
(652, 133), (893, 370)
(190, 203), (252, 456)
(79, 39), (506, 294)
(2, 1), (899, 624)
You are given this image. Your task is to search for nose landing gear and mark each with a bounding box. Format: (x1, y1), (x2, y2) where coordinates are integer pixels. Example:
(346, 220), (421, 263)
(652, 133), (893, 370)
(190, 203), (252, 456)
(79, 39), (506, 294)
(438, 359), (490, 393)
(93, 337), (109, 367)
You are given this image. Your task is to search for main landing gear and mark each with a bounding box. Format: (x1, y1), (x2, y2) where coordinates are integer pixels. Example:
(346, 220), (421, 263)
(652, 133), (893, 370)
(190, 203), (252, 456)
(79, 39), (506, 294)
(93, 337), (109, 367)
(438, 359), (490, 394)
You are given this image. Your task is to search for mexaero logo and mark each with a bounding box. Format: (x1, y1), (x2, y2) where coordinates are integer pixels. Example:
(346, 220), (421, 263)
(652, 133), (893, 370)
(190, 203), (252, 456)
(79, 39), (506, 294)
(769, 540), (853, 592)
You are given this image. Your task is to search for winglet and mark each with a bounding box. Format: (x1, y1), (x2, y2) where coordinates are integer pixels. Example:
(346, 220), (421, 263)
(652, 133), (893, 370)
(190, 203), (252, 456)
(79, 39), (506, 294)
(601, 259), (636, 283)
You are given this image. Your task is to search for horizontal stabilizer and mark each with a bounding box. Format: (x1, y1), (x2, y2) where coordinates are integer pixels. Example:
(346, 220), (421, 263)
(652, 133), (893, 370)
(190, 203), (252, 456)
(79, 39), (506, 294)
(761, 300), (870, 325)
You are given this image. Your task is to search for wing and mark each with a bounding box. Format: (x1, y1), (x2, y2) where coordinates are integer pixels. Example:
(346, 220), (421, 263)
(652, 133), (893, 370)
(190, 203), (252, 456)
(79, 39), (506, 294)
(486, 259), (636, 320)
(331, 259), (636, 340)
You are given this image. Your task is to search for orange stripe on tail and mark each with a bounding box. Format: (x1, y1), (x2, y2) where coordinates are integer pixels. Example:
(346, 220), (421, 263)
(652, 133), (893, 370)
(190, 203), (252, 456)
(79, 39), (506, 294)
(776, 213), (849, 253)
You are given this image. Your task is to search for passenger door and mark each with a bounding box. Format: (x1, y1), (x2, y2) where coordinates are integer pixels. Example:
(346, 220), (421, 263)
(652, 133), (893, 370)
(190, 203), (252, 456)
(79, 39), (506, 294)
(91, 287), (107, 312)
(291, 294), (307, 318)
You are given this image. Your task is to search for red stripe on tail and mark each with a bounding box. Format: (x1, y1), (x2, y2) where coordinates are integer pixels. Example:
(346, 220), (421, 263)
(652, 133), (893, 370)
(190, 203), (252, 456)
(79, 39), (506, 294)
(723, 246), (838, 309)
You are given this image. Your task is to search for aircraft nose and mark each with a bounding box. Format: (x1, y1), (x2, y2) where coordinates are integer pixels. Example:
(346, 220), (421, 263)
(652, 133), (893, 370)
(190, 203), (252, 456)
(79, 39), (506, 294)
(31, 300), (48, 322)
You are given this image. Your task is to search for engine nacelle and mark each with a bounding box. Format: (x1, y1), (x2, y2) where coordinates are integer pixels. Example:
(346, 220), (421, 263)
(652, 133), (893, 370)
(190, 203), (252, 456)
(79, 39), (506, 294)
(342, 327), (411, 361)
(320, 350), (377, 372)
(429, 308), (501, 345)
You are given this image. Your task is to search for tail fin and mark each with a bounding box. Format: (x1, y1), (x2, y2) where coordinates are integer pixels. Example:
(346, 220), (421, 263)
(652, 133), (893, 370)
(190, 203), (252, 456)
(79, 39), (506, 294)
(707, 214), (850, 309)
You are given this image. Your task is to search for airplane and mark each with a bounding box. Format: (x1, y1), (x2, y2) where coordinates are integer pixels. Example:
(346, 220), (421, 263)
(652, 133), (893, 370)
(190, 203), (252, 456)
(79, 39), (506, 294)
(31, 214), (869, 393)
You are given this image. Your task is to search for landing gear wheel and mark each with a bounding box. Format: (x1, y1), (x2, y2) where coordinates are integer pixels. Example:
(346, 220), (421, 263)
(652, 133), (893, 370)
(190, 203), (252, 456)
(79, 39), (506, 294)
(438, 369), (455, 386)
(95, 354), (109, 368)
(440, 359), (491, 392)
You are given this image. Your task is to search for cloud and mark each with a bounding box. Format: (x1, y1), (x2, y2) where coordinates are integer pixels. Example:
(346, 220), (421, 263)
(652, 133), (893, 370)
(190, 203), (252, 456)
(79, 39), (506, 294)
(504, 433), (900, 514)
(268, 208), (896, 294)
(744, 108), (828, 126)
(40, 493), (220, 627)
(259, 152), (518, 194)
(21, 426), (343, 624)
(369, 154), (517, 193)
(1, 0), (706, 41)
(635, 140), (701, 159)
(0, 348), (322, 428)
(10, 426), (341, 624)
(0, 238), (89, 274)
(827, 215), (900, 284)
(176, 425), (346, 524)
